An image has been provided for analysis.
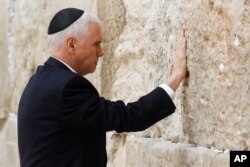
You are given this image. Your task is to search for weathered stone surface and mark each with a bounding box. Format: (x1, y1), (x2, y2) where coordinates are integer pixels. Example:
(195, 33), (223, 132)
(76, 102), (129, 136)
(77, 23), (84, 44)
(104, 0), (250, 151)
(109, 0), (188, 144)
(0, 114), (19, 167)
(100, 0), (249, 164)
(106, 132), (127, 167)
(126, 137), (229, 167)
(0, 118), (8, 167)
(89, 0), (127, 97)
(94, 2), (127, 166)
(0, 0), (9, 118)
(181, 0), (250, 150)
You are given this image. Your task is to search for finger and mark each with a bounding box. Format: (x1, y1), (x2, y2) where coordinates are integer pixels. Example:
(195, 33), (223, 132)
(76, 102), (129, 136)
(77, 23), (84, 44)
(182, 25), (187, 30)
(183, 26), (187, 41)
(182, 25), (187, 38)
(178, 28), (186, 40)
(179, 28), (184, 38)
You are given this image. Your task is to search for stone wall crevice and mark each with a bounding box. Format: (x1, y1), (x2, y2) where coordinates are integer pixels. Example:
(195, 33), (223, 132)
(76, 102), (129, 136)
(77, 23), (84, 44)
(97, 0), (127, 100)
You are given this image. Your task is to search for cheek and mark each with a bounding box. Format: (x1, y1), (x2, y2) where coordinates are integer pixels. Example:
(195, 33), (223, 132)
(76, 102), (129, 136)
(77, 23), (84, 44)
(83, 47), (96, 56)
(90, 46), (97, 54)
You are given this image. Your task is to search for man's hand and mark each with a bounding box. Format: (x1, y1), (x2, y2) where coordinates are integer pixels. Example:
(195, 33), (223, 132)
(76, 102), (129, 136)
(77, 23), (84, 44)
(166, 27), (187, 91)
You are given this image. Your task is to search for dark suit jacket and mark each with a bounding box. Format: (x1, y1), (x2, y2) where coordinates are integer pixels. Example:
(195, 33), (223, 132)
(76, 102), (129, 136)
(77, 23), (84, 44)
(18, 57), (176, 167)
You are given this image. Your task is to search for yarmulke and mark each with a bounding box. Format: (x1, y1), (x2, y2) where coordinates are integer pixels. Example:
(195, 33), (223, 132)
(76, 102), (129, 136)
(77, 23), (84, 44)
(48, 8), (84, 35)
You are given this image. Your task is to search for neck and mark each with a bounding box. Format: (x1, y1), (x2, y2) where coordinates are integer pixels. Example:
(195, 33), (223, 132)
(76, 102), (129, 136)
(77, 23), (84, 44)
(52, 50), (81, 74)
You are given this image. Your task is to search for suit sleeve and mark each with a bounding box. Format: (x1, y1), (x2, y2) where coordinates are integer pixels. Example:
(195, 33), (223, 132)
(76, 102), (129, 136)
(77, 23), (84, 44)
(59, 77), (176, 132)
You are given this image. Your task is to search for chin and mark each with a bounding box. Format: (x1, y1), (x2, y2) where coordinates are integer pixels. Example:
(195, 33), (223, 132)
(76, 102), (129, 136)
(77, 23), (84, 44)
(92, 66), (97, 72)
(86, 69), (96, 75)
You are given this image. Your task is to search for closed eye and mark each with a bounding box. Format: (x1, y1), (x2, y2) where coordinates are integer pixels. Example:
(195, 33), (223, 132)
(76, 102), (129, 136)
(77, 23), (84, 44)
(94, 41), (102, 47)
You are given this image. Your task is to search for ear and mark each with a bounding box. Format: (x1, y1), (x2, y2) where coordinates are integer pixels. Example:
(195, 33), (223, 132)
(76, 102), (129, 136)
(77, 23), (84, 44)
(65, 36), (76, 52)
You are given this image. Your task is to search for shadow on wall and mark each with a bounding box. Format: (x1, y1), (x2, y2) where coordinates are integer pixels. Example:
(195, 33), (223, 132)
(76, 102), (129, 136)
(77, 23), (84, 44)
(0, 118), (7, 131)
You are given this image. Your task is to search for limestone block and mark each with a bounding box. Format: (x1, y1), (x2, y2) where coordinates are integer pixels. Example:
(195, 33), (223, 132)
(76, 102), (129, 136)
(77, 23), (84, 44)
(0, 0), (9, 118)
(106, 132), (126, 167)
(0, 118), (8, 167)
(3, 143), (20, 167)
(181, 0), (250, 150)
(126, 137), (229, 167)
(93, 0), (126, 98)
(110, 0), (187, 142)
(8, 0), (98, 113)
(0, 114), (19, 167)
(106, 0), (250, 151)
(94, 1), (128, 166)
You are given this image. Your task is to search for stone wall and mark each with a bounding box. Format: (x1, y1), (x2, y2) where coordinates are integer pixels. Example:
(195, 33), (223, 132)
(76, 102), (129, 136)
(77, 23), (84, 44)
(0, 0), (249, 166)
(182, 0), (250, 151)
(0, 0), (9, 119)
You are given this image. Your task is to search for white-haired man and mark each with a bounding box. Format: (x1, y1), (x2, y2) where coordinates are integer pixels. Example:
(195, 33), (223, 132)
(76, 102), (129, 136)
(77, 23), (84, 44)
(18, 8), (187, 167)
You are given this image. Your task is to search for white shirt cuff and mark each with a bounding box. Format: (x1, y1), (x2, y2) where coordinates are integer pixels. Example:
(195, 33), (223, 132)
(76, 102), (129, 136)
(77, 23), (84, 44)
(159, 84), (175, 100)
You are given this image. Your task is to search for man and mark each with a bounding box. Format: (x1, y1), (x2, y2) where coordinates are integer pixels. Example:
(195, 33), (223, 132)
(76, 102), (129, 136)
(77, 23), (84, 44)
(18, 8), (187, 167)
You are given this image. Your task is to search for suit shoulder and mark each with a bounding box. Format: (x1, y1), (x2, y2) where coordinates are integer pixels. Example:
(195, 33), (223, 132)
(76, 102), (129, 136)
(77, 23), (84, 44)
(64, 76), (99, 95)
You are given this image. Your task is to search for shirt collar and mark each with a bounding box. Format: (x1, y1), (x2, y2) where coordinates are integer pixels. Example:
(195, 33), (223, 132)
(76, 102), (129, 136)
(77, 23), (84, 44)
(52, 56), (77, 74)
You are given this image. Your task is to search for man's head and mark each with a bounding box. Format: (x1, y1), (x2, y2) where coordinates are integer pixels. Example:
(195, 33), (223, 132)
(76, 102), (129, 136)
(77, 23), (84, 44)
(48, 8), (104, 76)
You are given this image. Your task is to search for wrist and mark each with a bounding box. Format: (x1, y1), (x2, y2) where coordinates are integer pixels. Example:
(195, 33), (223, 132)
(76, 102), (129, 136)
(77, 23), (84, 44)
(166, 74), (183, 91)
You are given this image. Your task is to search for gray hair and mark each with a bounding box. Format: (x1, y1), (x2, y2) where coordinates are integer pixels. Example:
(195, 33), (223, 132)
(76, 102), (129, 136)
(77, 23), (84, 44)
(48, 11), (101, 50)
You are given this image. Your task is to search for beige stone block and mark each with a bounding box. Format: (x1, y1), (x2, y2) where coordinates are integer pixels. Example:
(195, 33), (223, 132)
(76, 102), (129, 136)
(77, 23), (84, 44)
(6, 113), (18, 143)
(181, 0), (250, 150)
(92, 0), (126, 99)
(0, 118), (8, 167)
(106, 132), (126, 167)
(109, 0), (187, 142)
(126, 137), (229, 167)
(3, 142), (19, 167)
(0, 114), (19, 167)
(105, 0), (250, 151)
(0, 0), (9, 118)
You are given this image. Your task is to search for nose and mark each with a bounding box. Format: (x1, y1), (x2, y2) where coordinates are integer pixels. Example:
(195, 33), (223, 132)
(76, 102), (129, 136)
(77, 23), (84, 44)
(97, 46), (104, 57)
